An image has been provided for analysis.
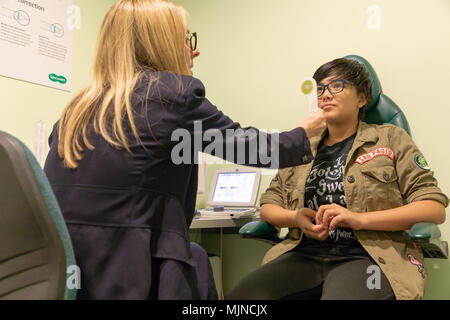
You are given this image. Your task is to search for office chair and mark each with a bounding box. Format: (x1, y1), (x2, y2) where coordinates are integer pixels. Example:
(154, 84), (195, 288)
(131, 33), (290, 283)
(0, 131), (77, 299)
(239, 55), (448, 260)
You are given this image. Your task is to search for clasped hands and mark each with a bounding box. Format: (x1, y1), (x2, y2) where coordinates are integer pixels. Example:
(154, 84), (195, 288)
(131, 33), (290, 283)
(295, 204), (365, 241)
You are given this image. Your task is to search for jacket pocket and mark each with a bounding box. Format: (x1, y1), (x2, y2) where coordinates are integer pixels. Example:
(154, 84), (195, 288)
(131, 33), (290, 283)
(360, 165), (404, 211)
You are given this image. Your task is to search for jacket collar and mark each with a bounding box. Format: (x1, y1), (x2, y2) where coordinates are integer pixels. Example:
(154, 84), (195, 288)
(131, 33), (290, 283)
(309, 121), (379, 156)
(355, 121), (379, 144)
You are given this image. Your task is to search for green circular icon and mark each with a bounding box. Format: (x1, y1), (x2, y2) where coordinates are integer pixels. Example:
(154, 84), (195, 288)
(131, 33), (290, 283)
(415, 154), (431, 171)
(301, 80), (314, 95)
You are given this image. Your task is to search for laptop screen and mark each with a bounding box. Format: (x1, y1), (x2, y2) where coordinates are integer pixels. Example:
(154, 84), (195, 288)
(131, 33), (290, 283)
(212, 172), (257, 204)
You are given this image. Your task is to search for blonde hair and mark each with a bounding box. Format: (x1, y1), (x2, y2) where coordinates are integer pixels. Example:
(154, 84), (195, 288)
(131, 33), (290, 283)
(58, 0), (191, 168)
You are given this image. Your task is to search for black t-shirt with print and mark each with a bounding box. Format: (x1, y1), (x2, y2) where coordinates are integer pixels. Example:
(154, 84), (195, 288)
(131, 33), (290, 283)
(296, 133), (368, 256)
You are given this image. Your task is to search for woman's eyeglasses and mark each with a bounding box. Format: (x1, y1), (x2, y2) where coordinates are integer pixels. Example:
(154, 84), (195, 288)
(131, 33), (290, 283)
(317, 80), (353, 98)
(186, 32), (197, 51)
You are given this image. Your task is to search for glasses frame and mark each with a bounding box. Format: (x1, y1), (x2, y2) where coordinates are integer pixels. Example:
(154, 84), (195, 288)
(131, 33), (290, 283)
(317, 80), (354, 98)
(186, 32), (197, 51)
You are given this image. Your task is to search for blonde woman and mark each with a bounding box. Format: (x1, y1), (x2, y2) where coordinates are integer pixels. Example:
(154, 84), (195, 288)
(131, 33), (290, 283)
(44, 0), (325, 300)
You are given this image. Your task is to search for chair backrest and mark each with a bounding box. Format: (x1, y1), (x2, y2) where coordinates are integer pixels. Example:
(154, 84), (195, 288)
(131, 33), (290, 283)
(344, 55), (411, 135)
(0, 131), (77, 300)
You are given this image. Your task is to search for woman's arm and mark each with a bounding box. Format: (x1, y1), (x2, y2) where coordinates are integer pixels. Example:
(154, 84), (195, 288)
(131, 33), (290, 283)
(316, 200), (446, 232)
(176, 76), (326, 169)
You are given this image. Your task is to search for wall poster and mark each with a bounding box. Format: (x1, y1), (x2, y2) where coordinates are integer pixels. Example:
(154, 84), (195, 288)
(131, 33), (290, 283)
(0, 0), (73, 91)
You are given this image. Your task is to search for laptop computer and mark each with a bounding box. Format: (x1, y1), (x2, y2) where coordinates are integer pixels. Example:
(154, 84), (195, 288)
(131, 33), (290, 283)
(198, 168), (261, 219)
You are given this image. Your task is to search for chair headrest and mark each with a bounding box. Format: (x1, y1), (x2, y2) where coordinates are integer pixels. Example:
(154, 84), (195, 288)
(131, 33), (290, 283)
(344, 55), (382, 113)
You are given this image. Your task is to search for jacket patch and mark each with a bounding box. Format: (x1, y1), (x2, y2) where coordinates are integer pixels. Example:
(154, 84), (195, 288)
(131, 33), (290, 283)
(355, 147), (395, 165)
(414, 154), (431, 171)
(407, 254), (425, 279)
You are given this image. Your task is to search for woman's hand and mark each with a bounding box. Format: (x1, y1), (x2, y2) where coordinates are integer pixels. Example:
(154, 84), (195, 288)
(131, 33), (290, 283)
(315, 204), (365, 231)
(295, 208), (329, 241)
(298, 109), (327, 140)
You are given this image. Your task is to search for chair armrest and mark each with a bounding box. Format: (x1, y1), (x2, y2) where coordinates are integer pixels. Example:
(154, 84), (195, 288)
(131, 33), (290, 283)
(239, 221), (281, 244)
(408, 223), (448, 259)
(408, 222), (441, 240)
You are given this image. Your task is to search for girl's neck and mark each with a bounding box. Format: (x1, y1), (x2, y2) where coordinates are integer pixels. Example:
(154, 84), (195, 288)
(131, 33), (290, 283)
(324, 120), (359, 146)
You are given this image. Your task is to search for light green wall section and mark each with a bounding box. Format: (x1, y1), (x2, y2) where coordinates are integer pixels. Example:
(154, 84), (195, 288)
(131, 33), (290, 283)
(177, 0), (450, 299)
(0, 0), (117, 153)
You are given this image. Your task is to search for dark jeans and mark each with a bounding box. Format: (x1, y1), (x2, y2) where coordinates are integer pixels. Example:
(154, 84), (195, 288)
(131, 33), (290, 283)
(226, 250), (395, 300)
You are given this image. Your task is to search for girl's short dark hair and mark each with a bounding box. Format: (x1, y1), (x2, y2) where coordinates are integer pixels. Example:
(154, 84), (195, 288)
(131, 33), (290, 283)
(313, 58), (373, 120)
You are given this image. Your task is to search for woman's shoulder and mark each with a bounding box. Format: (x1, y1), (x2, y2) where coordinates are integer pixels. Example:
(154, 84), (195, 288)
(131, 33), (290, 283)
(135, 70), (205, 101)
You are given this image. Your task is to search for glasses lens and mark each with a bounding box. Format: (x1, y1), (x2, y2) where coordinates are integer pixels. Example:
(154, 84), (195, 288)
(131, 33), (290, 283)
(186, 33), (195, 51)
(191, 32), (197, 51)
(317, 86), (325, 97)
(329, 81), (344, 94)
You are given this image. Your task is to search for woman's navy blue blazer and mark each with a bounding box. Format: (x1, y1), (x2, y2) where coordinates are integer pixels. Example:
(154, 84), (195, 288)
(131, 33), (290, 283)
(44, 71), (314, 299)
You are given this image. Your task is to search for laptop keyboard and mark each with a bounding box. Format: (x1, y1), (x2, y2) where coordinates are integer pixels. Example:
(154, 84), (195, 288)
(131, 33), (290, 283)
(201, 208), (250, 213)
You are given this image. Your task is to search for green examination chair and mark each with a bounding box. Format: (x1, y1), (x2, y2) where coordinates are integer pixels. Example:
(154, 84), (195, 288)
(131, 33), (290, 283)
(239, 55), (448, 260)
(0, 131), (77, 299)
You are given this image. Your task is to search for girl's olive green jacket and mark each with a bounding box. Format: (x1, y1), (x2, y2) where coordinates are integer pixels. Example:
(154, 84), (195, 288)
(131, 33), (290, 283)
(260, 122), (448, 300)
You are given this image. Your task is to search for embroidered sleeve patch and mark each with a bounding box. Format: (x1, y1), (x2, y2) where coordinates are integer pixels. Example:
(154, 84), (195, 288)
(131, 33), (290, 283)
(355, 147), (395, 165)
(414, 154), (431, 171)
(408, 254), (425, 279)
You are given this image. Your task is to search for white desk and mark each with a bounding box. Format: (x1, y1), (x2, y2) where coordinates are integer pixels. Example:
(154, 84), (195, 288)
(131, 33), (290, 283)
(190, 215), (256, 229)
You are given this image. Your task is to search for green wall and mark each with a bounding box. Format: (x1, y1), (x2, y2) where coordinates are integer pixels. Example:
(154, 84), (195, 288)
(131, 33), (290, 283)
(177, 0), (450, 299)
